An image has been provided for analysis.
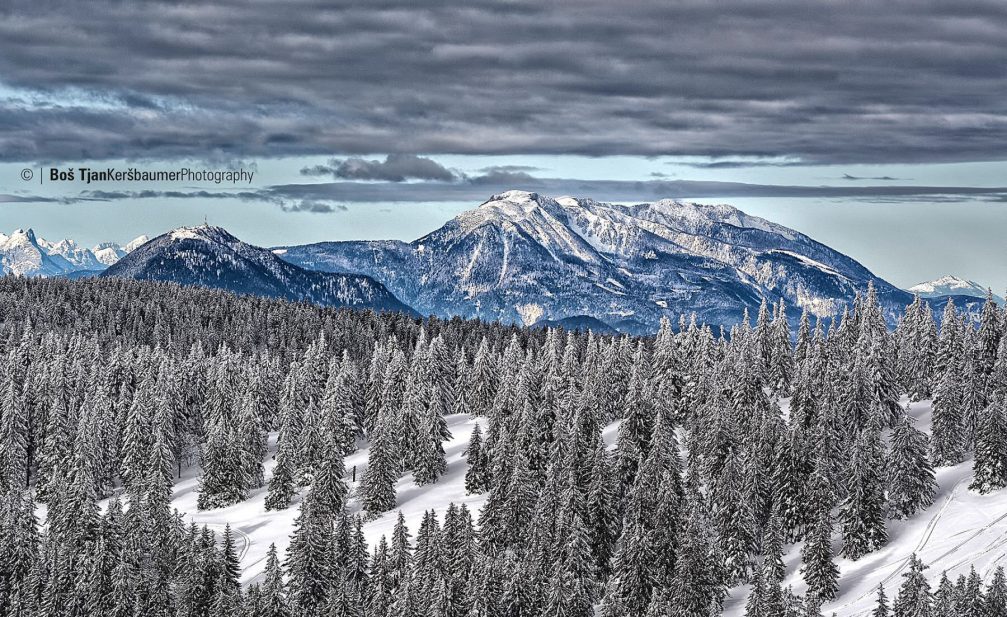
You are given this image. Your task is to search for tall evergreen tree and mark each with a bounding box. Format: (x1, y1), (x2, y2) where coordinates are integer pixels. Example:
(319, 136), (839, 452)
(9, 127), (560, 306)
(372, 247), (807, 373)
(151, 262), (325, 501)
(887, 409), (937, 518)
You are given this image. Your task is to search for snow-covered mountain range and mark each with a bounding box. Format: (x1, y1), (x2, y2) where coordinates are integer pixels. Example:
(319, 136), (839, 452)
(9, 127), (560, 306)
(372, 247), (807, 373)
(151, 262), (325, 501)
(908, 275), (1002, 304)
(2, 191), (994, 331)
(275, 190), (925, 332)
(102, 225), (415, 314)
(0, 228), (149, 277)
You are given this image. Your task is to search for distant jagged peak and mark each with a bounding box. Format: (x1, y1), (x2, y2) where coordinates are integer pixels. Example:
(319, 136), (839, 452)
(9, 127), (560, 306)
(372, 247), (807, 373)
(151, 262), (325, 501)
(7, 227), (40, 245)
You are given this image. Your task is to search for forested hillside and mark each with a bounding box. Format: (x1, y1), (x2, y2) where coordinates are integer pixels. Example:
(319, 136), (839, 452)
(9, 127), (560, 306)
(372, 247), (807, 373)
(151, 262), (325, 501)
(0, 277), (1005, 616)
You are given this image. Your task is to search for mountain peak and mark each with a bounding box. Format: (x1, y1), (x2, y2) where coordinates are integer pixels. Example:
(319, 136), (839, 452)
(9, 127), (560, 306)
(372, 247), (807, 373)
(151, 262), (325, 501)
(10, 228), (38, 244)
(279, 191), (910, 331)
(909, 275), (1002, 303)
(167, 225), (234, 243)
(124, 235), (150, 253)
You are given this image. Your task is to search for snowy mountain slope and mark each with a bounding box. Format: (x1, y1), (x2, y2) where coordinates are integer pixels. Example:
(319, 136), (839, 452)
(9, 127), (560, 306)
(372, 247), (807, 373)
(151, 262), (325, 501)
(101, 224), (416, 314)
(276, 190), (917, 332)
(909, 276), (1003, 304)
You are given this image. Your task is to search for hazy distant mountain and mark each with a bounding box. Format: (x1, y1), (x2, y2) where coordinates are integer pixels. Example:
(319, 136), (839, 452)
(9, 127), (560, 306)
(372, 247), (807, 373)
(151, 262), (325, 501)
(0, 229), (77, 277)
(909, 275), (1003, 304)
(275, 190), (920, 332)
(0, 229), (152, 276)
(103, 225), (414, 314)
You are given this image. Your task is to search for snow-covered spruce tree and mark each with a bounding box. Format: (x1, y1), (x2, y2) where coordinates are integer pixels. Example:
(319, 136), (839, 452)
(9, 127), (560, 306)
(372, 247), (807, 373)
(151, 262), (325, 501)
(873, 584), (890, 617)
(801, 497), (839, 602)
(264, 364), (309, 511)
(197, 408), (248, 510)
(747, 508), (786, 617)
(840, 418), (888, 560)
(468, 337), (498, 417)
(614, 342), (654, 503)
(413, 382), (452, 486)
(971, 394), (1007, 493)
(542, 511), (595, 617)
(259, 543), (289, 617)
(767, 299), (794, 395)
(774, 423), (814, 542)
(892, 554), (932, 617)
(976, 290), (1002, 381)
(285, 488), (335, 616)
(886, 408), (937, 518)
(930, 350), (966, 466)
(360, 401), (400, 516)
(714, 449), (756, 584)
(931, 571), (956, 617)
(463, 422), (488, 494)
(610, 406), (683, 610)
(896, 295), (938, 401)
(986, 566), (1007, 615)
(320, 353), (361, 456)
(236, 388), (267, 490)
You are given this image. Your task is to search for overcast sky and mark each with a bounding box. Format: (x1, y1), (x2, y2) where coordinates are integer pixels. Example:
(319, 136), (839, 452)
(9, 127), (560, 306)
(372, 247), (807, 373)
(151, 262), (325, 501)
(1, 0), (1006, 290)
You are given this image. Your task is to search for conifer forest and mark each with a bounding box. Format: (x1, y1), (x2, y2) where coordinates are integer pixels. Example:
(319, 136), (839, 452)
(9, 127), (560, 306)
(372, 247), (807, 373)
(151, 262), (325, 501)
(3, 276), (1007, 617)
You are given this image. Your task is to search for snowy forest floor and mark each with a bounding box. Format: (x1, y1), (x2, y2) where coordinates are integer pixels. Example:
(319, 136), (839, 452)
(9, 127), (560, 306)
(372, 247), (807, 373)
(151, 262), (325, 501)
(87, 399), (1007, 617)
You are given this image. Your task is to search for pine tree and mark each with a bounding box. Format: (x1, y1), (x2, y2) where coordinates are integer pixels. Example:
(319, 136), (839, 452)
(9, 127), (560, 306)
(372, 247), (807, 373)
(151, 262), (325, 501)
(413, 382), (452, 486)
(361, 402), (399, 516)
(930, 351), (965, 466)
(873, 584), (890, 617)
(892, 554), (932, 617)
(971, 395), (1007, 493)
(261, 543), (289, 617)
(198, 410), (248, 510)
(464, 423), (488, 494)
(887, 409), (936, 518)
(542, 512), (595, 617)
(285, 491), (334, 616)
(986, 566), (1007, 616)
(932, 572), (955, 617)
(801, 507), (839, 602)
(840, 420), (888, 560)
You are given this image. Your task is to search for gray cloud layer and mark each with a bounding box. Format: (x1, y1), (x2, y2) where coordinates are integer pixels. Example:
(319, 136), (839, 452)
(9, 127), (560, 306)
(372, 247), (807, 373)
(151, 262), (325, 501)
(7, 179), (1007, 211)
(2, 1), (1006, 163)
(301, 155), (456, 182)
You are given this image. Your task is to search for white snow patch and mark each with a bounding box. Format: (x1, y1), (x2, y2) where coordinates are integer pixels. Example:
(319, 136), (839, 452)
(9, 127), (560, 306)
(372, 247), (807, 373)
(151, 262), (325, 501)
(515, 302), (544, 325)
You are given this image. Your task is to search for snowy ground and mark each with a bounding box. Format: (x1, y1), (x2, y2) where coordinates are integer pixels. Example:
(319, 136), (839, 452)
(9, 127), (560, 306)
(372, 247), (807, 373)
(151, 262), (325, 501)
(723, 398), (1007, 617)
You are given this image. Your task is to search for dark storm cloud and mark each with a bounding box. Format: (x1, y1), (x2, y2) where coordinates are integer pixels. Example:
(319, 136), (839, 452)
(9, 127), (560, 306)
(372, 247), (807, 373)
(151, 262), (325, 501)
(300, 155), (457, 182)
(2, 0), (1006, 164)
